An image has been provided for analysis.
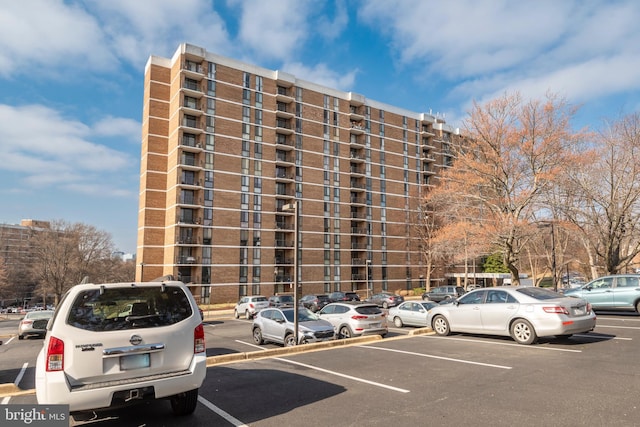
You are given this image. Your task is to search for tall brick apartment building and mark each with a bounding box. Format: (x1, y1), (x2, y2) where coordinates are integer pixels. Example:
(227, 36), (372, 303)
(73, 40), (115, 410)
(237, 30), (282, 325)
(138, 43), (461, 304)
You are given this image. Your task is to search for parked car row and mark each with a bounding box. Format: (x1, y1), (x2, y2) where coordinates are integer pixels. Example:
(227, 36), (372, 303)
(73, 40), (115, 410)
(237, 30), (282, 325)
(251, 300), (389, 347)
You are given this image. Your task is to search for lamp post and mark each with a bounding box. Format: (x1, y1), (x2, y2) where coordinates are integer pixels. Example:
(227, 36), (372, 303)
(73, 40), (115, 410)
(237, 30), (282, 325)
(550, 222), (557, 292)
(366, 259), (372, 299)
(539, 221), (557, 292)
(282, 201), (299, 344)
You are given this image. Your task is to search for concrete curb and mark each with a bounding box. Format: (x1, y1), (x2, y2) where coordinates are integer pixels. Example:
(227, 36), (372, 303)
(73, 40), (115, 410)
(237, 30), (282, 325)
(206, 334), (384, 366)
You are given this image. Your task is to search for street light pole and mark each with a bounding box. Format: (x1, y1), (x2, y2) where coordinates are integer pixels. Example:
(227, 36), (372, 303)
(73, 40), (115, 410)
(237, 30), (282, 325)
(283, 200), (299, 344)
(550, 222), (557, 292)
(366, 259), (371, 299)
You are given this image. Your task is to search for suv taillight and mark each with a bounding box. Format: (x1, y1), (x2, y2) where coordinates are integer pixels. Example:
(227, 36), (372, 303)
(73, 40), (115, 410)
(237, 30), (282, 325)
(194, 324), (205, 354)
(351, 315), (368, 320)
(46, 336), (64, 372)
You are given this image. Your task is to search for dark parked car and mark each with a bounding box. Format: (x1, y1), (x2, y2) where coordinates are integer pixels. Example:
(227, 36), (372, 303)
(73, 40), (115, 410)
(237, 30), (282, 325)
(269, 294), (295, 308)
(365, 292), (404, 309)
(299, 294), (331, 312)
(422, 286), (466, 302)
(328, 291), (361, 302)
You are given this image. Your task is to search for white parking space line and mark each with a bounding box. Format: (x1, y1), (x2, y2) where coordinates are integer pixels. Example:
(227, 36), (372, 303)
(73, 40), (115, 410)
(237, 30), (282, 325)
(597, 324), (640, 331)
(14, 362), (28, 387)
(198, 396), (249, 427)
(236, 339), (261, 348)
(235, 340), (410, 393)
(420, 335), (583, 352)
(273, 358), (410, 393)
(364, 345), (512, 369)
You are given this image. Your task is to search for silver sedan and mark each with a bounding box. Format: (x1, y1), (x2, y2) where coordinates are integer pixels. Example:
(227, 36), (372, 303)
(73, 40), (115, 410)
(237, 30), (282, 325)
(388, 301), (437, 328)
(426, 287), (596, 345)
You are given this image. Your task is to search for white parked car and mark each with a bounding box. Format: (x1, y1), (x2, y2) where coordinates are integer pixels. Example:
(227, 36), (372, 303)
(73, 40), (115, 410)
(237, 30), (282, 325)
(35, 280), (206, 415)
(388, 301), (437, 328)
(234, 295), (269, 319)
(426, 286), (596, 345)
(318, 302), (388, 338)
(252, 307), (335, 346)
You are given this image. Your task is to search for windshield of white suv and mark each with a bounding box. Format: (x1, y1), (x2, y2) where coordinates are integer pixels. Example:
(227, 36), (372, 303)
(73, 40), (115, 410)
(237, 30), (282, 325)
(67, 285), (194, 331)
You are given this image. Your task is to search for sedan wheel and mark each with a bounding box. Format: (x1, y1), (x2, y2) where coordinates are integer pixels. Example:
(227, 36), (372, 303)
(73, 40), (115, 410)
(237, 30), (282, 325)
(510, 319), (537, 345)
(252, 327), (264, 345)
(432, 315), (450, 336)
(338, 326), (352, 339)
(394, 316), (404, 328)
(382, 301), (389, 309)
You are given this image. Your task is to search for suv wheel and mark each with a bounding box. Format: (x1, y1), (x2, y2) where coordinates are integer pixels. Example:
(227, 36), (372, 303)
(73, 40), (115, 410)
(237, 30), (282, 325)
(170, 389), (199, 415)
(382, 301), (389, 309)
(245, 310), (252, 320)
(253, 327), (264, 345)
(338, 326), (352, 339)
(284, 333), (296, 347)
(233, 309), (239, 319)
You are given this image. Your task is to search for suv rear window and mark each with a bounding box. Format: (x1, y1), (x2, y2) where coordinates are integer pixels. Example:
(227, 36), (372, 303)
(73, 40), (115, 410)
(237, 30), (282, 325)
(355, 305), (382, 315)
(67, 286), (193, 331)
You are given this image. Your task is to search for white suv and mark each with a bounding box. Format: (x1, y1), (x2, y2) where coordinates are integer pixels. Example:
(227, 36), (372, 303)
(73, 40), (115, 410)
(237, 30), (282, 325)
(234, 295), (269, 319)
(35, 280), (206, 416)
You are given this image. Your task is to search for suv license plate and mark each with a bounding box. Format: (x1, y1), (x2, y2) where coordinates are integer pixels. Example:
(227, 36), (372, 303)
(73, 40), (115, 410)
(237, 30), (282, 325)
(120, 353), (150, 370)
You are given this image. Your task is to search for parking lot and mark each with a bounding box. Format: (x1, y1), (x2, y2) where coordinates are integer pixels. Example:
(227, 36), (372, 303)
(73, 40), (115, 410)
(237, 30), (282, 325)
(2, 312), (640, 426)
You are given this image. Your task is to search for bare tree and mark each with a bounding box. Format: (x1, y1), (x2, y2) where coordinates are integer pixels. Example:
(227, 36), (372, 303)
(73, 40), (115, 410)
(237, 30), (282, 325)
(31, 220), (116, 304)
(560, 113), (640, 275)
(425, 92), (582, 285)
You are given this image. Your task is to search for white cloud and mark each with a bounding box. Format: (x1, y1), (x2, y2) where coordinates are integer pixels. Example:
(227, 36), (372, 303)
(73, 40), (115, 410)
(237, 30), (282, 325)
(231, 0), (313, 61)
(84, 0), (232, 66)
(92, 116), (141, 142)
(282, 62), (358, 92)
(359, 0), (640, 121)
(0, 104), (134, 194)
(0, 0), (117, 77)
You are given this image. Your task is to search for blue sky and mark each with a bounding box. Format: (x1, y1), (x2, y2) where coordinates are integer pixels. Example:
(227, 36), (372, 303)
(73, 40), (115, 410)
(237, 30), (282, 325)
(1, 0), (639, 254)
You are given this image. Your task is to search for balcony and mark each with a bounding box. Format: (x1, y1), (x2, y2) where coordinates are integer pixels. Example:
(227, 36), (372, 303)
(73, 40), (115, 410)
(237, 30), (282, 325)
(350, 134), (365, 147)
(350, 165), (365, 176)
(350, 180), (365, 191)
(349, 106), (365, 122)
(182, 59), (204, 78)
(276, 102), (295, 119)
(276, 188), (295, 199)
(181, 116), (204, 133)
(276, 85), (294, 103)
(176, 255), (199, 264)
(276, 135), (295, 150)
(351, 227), (367, 235)
(275, 152), (294, 165)
(275, 239), (295, 248)
(182, 78), (203, 97)
(350, 151), (365, 162)
(276, 118), (294, 135)
(349, 122), (365, 135)
(275, 169), (295, 181)
(181, 156), (204, 170)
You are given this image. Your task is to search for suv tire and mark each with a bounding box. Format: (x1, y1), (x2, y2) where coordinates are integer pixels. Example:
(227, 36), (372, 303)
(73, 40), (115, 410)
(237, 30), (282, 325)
(338, 326), (352, 339)
(170, 389), (199, 415)
(234, 309), (239, 319)
(284, 333), (296, 347)
(253, 327), (264, 345)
